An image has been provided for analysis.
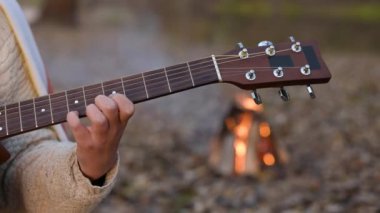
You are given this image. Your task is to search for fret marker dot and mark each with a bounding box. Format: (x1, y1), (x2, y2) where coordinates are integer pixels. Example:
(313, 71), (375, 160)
(74, 100), (79, 104)
(112, 91), (116, 95)
(0, 127), (2, 131)
(41, 108), (46, 113)
(0, 112), (2, 115)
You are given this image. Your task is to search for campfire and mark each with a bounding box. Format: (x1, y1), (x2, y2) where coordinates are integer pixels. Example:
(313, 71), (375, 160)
(209, 94), (287, 177)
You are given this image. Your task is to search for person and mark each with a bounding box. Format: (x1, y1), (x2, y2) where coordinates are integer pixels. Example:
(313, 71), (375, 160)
(0, 1), (134, 212)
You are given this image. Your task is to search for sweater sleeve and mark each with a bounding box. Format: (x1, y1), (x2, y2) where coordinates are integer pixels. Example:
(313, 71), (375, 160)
(0, 4), (118, 212)
(2, 136), (119, 212)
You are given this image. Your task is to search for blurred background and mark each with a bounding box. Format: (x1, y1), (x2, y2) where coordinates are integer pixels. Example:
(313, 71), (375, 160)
(19, 0), (380, 212)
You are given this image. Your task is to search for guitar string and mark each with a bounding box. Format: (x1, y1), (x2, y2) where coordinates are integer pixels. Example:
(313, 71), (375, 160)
(6, 46), (292, 109)
(57, 47), (291, 96)
(2, 47), (294, 113)
(2, 47), (303, 124)
(4, 62), (303, 119)
(2, 60), (304, 126)
(2, 66), (273, 125)
(0, 64), (298, 126)
(3, 65), (307, 130)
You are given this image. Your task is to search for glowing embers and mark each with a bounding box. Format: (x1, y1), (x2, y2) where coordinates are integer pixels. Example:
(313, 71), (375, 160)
(209, 95), (287, 177)
(263, 153), (275, 166)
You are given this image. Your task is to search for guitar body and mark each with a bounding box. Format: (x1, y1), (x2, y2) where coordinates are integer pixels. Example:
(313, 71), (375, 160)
(0, 144), (10, 164)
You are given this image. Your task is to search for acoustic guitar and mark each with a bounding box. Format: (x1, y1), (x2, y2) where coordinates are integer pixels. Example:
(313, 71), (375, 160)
(0, 37), (331, 164)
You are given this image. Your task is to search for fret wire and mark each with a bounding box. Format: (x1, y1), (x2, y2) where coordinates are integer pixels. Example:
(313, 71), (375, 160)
(141, 73), (149, 99)
(33, 98), (38, 127)
(82, 87), (87, 106)
(101, 81), (105, 95)
(186, 62), (195, 87)
(8, 54), (280, 123)
(0, 50), (288, 134)
(64, 91), (69, 113)
(211, 55), (222, 82)
(18, 102), (23, 131)
(6, 68), (218, 120)
(10, 57), (222, 112)
(4, 105), (8, 135)
(2, 50), (280, 119)
(11, 51), (291, 112)
(5, 67), (219, 119)
(48, 94), (54, 124)
(163, 67), (172, 93)
(14, 71), (219, 126)
(103, 79), (123, 95)
(120, 77), (126, 96)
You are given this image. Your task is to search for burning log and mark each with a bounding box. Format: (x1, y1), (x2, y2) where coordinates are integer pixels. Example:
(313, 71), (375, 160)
(209, 94), (287, 178)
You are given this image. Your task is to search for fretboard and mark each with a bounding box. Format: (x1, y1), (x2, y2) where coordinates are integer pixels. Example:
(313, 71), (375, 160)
(0, 56), (220, 139)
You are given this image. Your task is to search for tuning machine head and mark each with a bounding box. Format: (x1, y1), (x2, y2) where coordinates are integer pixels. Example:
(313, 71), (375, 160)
(279, 87), (290, 102)
(237, 42), (249, 59)
(289, 36), (302, 52)
(258, 41), (276, 56)
(258, 40), (273, 47)
(300, 64), (311, 76)
(251, 89), (262, 105)
(307, 85), (316, 99)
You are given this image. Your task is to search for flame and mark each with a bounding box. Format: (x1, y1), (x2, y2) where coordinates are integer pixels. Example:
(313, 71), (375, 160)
(259, 122), (271, 138)
(235, 125), (249, 138)
(236, 94), (264, 112)
(263, 153), (276, 166)
(235, 140), (247, 156)
(234, 139), (247, 174)
(233, 112), (253, 174)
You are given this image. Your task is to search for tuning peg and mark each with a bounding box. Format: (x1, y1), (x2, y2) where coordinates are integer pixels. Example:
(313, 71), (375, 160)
(279, 87), (290, 102)
(236, 42), (249, 59)
(237, 42), (245, 49)
(251, 89), (262, 105)
(289, 36), (302, 52)
(258, 40), (273, 47)
(289, 36), (296, 43)
(307, 84), (316, 99)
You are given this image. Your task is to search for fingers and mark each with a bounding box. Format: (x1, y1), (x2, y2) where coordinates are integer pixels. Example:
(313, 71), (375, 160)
(110, 94), (134, 125)
(94, 95), (120, 127)
(67, 111), (90, 142)
(86, 103), (109, 135)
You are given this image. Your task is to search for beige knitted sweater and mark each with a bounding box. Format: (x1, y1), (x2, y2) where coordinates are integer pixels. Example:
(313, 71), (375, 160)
(0, 10), (118, 212)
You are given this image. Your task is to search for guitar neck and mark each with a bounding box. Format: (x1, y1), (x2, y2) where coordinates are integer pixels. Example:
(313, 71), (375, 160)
(0, 56), (220, 139)
(0, 40), (333, 140)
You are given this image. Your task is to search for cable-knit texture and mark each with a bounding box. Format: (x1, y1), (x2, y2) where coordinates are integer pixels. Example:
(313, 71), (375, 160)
(0, 10), (118, 212)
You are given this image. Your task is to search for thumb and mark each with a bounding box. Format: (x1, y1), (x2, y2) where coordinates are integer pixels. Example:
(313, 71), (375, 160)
(67, 111), (90, 143)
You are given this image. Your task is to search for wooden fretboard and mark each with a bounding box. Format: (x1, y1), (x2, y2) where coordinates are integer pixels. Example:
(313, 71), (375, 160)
(0, 56), (219, 139)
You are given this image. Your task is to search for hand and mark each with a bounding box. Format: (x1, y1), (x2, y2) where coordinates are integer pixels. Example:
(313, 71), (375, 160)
(67, 94), (134, 180)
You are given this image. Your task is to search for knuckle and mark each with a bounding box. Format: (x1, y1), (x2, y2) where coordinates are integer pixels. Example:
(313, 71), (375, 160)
(94, 116), (108, 129)
(105, 101), (118, 112)
(100, 99), (118, 113)
(124, 103), (135, 116)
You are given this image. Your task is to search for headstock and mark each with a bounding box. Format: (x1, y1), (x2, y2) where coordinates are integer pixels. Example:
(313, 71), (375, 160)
(215, 37), (331, 104)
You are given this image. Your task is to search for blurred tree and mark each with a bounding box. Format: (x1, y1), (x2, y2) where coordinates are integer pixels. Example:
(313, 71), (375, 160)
(40, 0), (79, 25)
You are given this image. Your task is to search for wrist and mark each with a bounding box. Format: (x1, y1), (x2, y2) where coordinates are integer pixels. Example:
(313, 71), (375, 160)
(77, 154), (118, 181)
